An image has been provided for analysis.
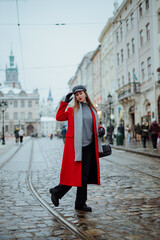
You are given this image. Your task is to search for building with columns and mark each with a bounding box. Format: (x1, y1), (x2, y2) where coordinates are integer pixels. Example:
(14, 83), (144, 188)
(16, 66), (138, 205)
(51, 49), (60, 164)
(67, 0), (160, 136)
(112, 0), (160, 133)
(0, 51), (40, 136)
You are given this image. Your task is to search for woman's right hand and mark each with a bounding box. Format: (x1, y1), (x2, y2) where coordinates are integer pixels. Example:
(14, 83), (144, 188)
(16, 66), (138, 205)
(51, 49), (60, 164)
(65, 93), (73, 103)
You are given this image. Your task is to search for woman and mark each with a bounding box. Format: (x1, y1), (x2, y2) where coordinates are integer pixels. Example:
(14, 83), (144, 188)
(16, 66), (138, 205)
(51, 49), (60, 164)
(149, 118), (160, 151)
(141, 121), (149, 148)
(49, 85), (104, 212)
(126, 124), (131, 142)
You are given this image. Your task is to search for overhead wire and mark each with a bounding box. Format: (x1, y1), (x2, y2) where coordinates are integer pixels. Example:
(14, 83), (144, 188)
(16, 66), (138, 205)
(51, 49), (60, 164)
(16, 0), (26, 88)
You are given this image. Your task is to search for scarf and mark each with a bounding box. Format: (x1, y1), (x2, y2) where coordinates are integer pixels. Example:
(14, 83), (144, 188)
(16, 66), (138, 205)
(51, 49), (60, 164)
(74, 103), (103, 161)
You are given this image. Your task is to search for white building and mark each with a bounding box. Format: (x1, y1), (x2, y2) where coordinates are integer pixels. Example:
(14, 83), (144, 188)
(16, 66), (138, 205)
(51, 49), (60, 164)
(112, 0), (160, 133)
(0, 50), (40, 136)
(40, 89), (55, 118)
(40, 116), (56, 136)
(98, 17), (115, 127)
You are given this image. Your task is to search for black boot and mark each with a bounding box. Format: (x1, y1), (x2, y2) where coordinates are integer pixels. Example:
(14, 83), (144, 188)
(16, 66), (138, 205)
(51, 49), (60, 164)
(49, 188), (59, 207)
(75, 203), (92, 212)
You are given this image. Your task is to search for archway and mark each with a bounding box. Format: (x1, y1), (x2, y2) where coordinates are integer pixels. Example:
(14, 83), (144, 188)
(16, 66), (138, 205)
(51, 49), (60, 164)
(27, 124), (34, 136)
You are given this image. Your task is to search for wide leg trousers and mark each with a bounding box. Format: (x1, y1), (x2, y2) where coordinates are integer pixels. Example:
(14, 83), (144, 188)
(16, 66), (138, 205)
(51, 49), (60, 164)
(52, 142), (93, 208)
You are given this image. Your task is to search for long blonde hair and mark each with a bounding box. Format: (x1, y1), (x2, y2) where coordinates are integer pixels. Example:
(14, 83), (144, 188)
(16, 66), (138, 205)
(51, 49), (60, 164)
(73, 91), (97, 113)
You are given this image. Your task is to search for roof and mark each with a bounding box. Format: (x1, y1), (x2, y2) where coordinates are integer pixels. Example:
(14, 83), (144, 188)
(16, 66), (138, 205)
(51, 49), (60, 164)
(0, 86), (38, 95)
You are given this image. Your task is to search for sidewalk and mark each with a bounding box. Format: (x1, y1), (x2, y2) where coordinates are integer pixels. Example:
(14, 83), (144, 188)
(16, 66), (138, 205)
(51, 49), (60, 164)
(111, 138), (160, 159)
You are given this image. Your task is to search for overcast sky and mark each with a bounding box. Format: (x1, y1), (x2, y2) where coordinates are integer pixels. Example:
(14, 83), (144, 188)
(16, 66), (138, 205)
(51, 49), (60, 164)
(0, 0), (123, 108)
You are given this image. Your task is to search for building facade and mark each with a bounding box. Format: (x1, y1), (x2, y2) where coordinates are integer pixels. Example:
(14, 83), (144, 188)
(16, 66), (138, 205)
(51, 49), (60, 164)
(98, 17), (115, 127)
(112, 0), (160, 133)
(0, 51), (40, 136)
(67, 0), (160, 136)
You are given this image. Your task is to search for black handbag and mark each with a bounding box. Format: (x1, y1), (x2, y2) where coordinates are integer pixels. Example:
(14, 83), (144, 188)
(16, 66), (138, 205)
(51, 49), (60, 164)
(99, 144), (112, 158)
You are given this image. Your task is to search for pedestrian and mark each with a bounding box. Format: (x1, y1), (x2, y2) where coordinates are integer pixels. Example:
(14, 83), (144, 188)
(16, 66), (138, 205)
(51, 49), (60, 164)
(107, 124), (114, 144)
(18, 128), (24, 144)
(125, 124), (131, 142)
(135, 123), (142, 141)
(149, 118), (160, 151)
(61, 126), (67, 143)
(49, 85), (105, 212)
(141, 121), (149, 148)
(118, 122), (124, 139)
(14, 127), (19, 143)
(50, 133), (53, 140)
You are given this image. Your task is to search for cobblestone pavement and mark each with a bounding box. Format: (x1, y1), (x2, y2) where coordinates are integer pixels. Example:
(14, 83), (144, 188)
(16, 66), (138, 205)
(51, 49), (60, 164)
(0, 140), (81, 240)
(31, 137), (160, 240)
(0, 137), (160, 240)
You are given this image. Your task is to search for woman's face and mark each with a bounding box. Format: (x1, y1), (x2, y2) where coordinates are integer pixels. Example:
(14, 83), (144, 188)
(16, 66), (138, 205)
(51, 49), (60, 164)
(75, 91), (87, 103)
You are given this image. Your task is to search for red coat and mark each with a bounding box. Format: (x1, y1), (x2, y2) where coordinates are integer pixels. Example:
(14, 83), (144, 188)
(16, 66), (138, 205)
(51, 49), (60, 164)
(56, 101), (100, 187)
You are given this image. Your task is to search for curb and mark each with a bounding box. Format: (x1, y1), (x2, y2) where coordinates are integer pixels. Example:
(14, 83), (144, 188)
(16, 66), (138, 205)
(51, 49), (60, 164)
(112, 145), (160, 159)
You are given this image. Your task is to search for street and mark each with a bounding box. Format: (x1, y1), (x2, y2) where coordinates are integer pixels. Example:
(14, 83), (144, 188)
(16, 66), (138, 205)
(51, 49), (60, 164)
(0, 137), (160, 239)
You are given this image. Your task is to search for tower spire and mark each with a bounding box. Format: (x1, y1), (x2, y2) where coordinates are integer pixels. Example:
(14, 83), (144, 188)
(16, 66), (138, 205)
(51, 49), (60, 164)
(9, 48), (14, 67)
(47, 88), (53, 102)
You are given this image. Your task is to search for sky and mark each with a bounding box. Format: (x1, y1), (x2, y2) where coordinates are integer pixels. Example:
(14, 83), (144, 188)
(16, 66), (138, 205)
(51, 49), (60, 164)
(0, 0), (123, 108)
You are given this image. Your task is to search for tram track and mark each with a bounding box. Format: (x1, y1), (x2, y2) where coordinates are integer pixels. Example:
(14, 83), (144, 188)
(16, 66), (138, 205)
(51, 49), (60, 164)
(0, 138), (30, 169)
(104, 154), (160, 181)
(27, 140), (95, 240)
(0, 139), (95, 240)
(1, 138), (159, 239)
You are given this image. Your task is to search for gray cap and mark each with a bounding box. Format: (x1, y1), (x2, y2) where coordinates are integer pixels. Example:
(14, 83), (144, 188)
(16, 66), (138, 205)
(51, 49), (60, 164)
(72, 85), (87, 94)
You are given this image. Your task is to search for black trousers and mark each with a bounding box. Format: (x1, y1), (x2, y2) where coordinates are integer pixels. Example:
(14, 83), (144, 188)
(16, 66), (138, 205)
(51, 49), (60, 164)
(142, 136), (147, 147)
(52, 142), (93, 208)
(151, 134), (158, 149)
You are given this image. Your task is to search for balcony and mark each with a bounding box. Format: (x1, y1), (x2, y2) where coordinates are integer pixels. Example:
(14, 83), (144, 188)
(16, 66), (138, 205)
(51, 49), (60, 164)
(117, 82), (140, 101)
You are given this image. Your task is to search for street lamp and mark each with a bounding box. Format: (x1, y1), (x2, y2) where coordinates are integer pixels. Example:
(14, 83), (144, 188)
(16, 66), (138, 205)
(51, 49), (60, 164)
(108, 93), (112, 126)
(0, 100), (8, 145)
(107, 93), (113, 144)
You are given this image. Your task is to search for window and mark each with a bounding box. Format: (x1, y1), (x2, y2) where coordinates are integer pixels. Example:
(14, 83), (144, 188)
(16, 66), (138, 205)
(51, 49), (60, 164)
(122, 76), (124, 86)
(21, 100), (25, 108)
(146, 0), (149, 10)
(5, 125), (8, 132)
(28, 100), (32, 107)
(118, 79), (120, 88)
(116, 32), (119, 43)
(147, 57), (151, 78)
(146, 23), (150, 41)
(141, 62), (145, 81)
(5, 112), (9, 120)
(127, 43), (130, 58)
(120, 27), (123, 39)
(140, 30), (143, 46)
(28, 112), (32, 120)
(131, 13), (134, 27)
(14, 101), (18, 108)
(126, 19), (129, 31)
(121, 49), (124, 63)
(21, 112), (25, 120)
(128, 72), (131, 83)
(132, 38), (135, 54)
(139, 3), (143, 17)
(158, 12), (160, 33)
(117, 53), (120, 66)
(14, 112), (18, 120)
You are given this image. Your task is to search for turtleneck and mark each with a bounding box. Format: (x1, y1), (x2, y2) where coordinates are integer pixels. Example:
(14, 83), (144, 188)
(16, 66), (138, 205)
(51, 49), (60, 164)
(81, 102), (93, 146)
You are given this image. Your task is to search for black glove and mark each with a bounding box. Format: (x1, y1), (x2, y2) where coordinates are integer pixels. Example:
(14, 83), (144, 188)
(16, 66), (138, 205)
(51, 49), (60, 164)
(98, 127), (105, 137)
(65, 93), (73, 103)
